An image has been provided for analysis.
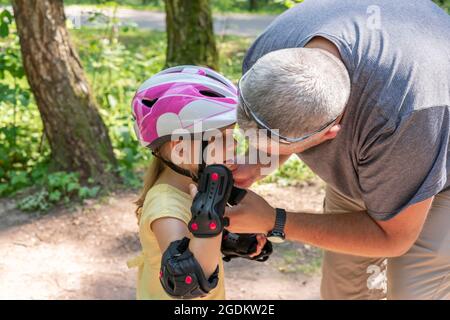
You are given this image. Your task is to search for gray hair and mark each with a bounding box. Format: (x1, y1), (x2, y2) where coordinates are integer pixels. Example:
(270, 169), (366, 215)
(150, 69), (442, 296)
(238, 48), (351, 137)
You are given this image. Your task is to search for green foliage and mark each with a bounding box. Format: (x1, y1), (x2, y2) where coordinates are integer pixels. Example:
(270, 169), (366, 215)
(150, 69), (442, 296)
(17, 171), (100, 212)
(217, 35), (252, 82)
(61, 0), (300, 14)
(0, 9), (47, 198)
(260, 157), (316, 186)
(0, 11), (109, 210)
(434, 0), (450, 12)
(0, 9), (13, 38)
(277, 0), (303, 9)
(71, 12), (165, 188)
(209, 0), (298, 14)
(63, 0), (164, 11)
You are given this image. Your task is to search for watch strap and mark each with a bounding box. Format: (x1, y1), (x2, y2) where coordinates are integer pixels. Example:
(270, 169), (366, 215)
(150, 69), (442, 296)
(274, 208), (286, 232)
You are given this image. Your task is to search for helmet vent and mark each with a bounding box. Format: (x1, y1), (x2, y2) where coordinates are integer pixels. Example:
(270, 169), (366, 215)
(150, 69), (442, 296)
(142, 99), (158, 108)
(199, 90), (225, 98)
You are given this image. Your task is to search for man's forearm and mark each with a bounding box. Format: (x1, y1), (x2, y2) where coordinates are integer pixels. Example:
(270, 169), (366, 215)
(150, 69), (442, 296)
(285, 211), (396, 257)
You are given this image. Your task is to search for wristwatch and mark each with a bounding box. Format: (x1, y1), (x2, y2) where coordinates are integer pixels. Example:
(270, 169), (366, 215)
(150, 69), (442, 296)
(266, 208), (286, 244)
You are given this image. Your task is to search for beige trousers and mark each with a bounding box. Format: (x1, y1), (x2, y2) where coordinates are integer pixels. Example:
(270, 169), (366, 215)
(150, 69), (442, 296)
(321, 185), (450, 300)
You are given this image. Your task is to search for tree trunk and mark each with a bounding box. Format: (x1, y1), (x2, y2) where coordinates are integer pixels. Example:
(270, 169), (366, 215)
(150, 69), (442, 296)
(12, 0), (118, 186)
(165, 0), (218, 70)
(249, 0), (258, 11)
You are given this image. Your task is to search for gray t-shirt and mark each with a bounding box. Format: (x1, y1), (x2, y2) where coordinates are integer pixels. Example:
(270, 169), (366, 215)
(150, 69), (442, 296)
(243, 0), (450, 220)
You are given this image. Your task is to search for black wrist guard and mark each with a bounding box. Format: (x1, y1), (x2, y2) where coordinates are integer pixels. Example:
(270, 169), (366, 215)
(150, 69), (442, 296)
(221, 229), (273, 262)
(160, 237), (219, 299)
(189, 165), (240, 238)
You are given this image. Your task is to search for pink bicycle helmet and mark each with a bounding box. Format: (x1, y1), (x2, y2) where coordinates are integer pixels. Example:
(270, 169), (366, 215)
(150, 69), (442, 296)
(132, 65), (238, 150)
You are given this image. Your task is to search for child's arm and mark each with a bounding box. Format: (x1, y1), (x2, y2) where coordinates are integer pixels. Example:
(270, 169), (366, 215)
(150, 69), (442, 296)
(151, 218), (222, 278)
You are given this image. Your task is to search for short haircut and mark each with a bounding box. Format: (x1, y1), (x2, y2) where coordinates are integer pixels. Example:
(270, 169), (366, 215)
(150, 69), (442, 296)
(238, 48), (351, 137)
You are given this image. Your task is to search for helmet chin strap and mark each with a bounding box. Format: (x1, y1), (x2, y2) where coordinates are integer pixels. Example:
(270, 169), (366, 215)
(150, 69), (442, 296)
(152, 140), (210, 183)
(197, 140), (209, 178)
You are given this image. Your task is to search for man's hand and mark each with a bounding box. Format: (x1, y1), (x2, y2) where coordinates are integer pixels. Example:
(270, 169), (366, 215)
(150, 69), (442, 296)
(225, 189), (276, 234)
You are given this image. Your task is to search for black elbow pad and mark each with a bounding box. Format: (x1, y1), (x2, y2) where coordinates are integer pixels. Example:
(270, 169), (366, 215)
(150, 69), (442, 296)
(189, 165), (233, 238)
(160, 237), (219, 299)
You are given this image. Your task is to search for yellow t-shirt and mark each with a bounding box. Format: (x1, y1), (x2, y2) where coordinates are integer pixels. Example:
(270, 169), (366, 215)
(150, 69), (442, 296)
(128, 183), (225, 300)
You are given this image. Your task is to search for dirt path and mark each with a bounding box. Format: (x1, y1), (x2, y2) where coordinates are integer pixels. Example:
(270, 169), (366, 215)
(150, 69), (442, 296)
(0, 183), (324, 300)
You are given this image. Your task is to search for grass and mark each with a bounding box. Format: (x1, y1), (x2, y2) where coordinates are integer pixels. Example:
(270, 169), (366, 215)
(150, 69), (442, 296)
(276, 241), (323, 276)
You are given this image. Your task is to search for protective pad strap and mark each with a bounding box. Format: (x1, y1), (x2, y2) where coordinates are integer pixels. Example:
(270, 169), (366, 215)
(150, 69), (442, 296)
(228, 186), (247, 206)
(221, 230), (273, 262)
(160, 237), (219, 299)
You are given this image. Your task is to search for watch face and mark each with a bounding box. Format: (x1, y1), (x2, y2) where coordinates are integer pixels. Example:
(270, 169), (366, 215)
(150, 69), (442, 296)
(267, 233), (285, 244)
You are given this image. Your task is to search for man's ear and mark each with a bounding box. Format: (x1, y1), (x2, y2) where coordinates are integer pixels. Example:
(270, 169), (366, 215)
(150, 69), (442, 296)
(323, 124), (341, 141)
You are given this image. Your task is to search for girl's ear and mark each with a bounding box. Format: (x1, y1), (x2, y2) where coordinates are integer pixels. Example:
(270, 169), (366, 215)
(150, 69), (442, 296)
(169, 140), (180, 149)
(323, 124), (341, 141)
(169, 140), (184, 159)
(169, 140), (195, 166)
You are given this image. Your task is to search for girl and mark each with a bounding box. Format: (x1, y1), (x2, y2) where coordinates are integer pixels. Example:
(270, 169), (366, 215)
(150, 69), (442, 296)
(128, 66), (261, 300)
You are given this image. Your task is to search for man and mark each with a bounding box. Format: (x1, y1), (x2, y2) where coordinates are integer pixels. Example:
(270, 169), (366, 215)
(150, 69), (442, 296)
(227, 0), (450, 299)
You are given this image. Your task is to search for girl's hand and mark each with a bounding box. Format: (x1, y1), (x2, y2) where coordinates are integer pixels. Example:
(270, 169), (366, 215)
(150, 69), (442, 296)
(250, 234), (268, 258)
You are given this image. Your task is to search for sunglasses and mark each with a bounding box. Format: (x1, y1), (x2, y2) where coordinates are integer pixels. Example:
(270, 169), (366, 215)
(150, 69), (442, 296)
(237, 70), (340, 145)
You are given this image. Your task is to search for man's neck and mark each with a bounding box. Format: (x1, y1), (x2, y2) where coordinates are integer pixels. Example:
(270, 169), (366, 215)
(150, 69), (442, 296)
(305, 36), (343, 62)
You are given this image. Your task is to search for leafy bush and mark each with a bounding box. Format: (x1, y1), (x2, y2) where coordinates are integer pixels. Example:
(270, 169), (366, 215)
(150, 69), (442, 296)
(260, 156), (316, 186)
(17, 171), (100, 212)
(0, 10), (111, 209)
(0, 9), (48, 196)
